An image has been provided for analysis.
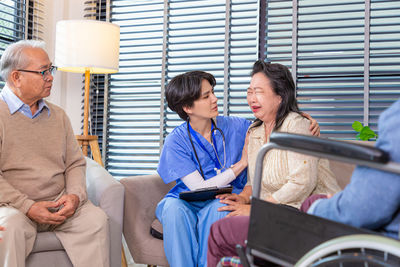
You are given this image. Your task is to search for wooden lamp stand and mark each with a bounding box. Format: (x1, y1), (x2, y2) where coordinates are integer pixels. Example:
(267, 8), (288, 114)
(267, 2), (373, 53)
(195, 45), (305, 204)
(75, 70), (128, 267)
(75, 70), (103, 165)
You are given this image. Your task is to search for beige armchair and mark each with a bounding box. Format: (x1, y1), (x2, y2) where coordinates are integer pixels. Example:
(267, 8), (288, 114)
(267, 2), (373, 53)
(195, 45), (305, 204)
(120, 174), (173, 267)
(120, 142), (370, 267)
(26, 157), (125, 267)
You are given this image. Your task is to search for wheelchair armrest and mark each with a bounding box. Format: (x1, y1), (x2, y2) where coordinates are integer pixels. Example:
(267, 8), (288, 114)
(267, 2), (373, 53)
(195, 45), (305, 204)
(269, 132), (389, 163)
(253, 132), (400, 199)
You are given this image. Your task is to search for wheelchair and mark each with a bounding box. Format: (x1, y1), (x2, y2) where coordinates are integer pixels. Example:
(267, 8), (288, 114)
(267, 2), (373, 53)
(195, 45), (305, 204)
(237, 132), (400, 267)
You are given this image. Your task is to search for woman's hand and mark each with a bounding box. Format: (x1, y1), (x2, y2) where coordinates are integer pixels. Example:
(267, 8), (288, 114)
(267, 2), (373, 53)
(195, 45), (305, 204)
(218, 199), (251, 217)
(301, 112), (320, 136)
(216, 193), (248, 204)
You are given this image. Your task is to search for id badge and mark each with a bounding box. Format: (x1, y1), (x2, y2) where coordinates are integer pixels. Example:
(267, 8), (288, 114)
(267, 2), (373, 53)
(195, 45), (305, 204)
(215, 168), (222, 175)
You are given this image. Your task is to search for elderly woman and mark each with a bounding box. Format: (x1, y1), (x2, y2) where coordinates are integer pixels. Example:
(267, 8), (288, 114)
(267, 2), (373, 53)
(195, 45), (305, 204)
(207, 61), (341, 267)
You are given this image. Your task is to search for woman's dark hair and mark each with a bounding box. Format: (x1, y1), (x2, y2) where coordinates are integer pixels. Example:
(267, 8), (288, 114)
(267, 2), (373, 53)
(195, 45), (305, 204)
(165, 71), (216, 120)
(250, 60), (301, 130)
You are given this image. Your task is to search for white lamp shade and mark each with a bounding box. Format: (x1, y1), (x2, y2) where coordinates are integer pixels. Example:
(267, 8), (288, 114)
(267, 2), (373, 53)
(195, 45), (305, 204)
(55, 20), (120, 74)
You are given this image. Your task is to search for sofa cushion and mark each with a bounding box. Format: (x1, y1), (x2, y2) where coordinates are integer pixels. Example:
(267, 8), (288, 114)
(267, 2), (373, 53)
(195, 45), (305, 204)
(31, 232), (64, 253)
(329, 160), (356, 189)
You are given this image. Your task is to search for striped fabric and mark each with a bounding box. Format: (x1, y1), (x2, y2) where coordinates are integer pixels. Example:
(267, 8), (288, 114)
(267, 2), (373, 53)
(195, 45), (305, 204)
(220, 256), (243, 267)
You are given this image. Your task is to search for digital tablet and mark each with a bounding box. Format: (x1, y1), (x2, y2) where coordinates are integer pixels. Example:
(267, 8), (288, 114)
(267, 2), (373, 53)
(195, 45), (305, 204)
(179, 185), (233, 202)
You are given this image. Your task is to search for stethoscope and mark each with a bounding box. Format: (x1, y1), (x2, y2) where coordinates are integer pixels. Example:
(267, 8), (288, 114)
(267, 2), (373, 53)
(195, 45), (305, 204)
(187, 118), (226, 178)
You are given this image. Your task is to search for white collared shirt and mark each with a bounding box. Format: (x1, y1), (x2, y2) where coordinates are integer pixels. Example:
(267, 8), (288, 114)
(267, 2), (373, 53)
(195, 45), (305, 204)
(0, 84), (50, 118)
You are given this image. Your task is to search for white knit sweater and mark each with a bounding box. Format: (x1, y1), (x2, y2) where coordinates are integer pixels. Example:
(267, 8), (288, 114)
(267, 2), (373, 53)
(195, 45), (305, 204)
(247, 112), (341, 208)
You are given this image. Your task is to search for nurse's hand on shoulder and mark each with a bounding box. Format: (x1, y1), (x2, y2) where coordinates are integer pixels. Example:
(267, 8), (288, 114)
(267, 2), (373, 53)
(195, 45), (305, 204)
(218, 201), (251, 217)
(301, 112), (320, 136)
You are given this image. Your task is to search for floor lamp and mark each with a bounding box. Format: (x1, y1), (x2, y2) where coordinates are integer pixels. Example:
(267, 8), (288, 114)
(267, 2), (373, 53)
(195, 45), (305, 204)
(55, 19), (127, 267)
(54, 20), (119, 165)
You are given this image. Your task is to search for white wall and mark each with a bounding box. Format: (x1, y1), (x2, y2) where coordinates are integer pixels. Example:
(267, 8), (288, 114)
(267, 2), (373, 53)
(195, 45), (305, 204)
(42, 0), (86, 134)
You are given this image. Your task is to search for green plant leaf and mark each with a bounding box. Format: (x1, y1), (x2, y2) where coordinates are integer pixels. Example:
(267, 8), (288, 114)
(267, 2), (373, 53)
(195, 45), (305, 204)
(352, 121), (363, 132)
(359, 126), (378, 141)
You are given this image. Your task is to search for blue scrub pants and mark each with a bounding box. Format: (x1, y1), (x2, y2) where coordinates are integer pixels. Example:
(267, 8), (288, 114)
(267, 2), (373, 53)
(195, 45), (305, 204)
(156, 197), (229, 267)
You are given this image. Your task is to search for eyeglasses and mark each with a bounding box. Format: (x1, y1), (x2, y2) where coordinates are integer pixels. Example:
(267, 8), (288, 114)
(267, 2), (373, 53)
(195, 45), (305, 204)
(17, 66), (57, 80)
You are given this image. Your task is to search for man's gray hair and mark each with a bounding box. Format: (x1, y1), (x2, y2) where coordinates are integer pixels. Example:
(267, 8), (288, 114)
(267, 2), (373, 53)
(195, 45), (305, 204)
(0, 40), (46, 82)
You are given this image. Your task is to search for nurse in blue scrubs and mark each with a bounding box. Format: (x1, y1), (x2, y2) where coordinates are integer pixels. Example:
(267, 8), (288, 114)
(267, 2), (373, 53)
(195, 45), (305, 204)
(156, 71), (250, 267)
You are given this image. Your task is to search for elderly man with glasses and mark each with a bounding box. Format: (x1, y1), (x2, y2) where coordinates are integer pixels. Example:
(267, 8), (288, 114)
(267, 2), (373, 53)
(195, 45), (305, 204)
(0, 40), (110, 267)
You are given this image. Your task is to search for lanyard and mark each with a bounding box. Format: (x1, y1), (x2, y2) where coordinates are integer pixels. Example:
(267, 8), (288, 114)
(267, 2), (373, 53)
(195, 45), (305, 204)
(188, 122), (221, 170)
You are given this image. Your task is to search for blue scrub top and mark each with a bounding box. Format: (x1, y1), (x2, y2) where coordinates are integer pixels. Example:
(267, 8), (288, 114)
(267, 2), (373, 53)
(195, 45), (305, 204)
(157, 116), (251, 198)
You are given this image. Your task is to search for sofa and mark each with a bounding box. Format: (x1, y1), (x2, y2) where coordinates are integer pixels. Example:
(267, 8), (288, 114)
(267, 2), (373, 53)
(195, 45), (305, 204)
(26, 157), (125, 267)
(120, 152), (363, 266)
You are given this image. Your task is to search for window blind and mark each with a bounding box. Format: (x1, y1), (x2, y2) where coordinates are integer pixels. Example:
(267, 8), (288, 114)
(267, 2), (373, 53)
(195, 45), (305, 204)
(107, 0), (260, 177)
(0, 0), (26, 88)
(107, 0), (165, 177)
(27, 0), (44, 40)
(0, 0), (44, 89)
(106, 0), (399, 176)
(165, 0), (259, 129)
(164, 0), (228, 135)
(83, 0), (107, 156)
(264, 0), (400, 139)
(369, 0), (400, 129)
(226, 0), (258, 119)
(296, 0), (366, 139)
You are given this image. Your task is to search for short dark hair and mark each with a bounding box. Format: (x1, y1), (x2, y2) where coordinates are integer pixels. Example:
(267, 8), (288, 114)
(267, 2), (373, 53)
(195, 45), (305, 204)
(165, 71), (216, 120)
(250, 60), (301, 129)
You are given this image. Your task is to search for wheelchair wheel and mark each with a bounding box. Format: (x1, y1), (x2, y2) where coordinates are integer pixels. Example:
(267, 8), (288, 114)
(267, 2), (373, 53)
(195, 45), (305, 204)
(295, 234), (400, 267)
